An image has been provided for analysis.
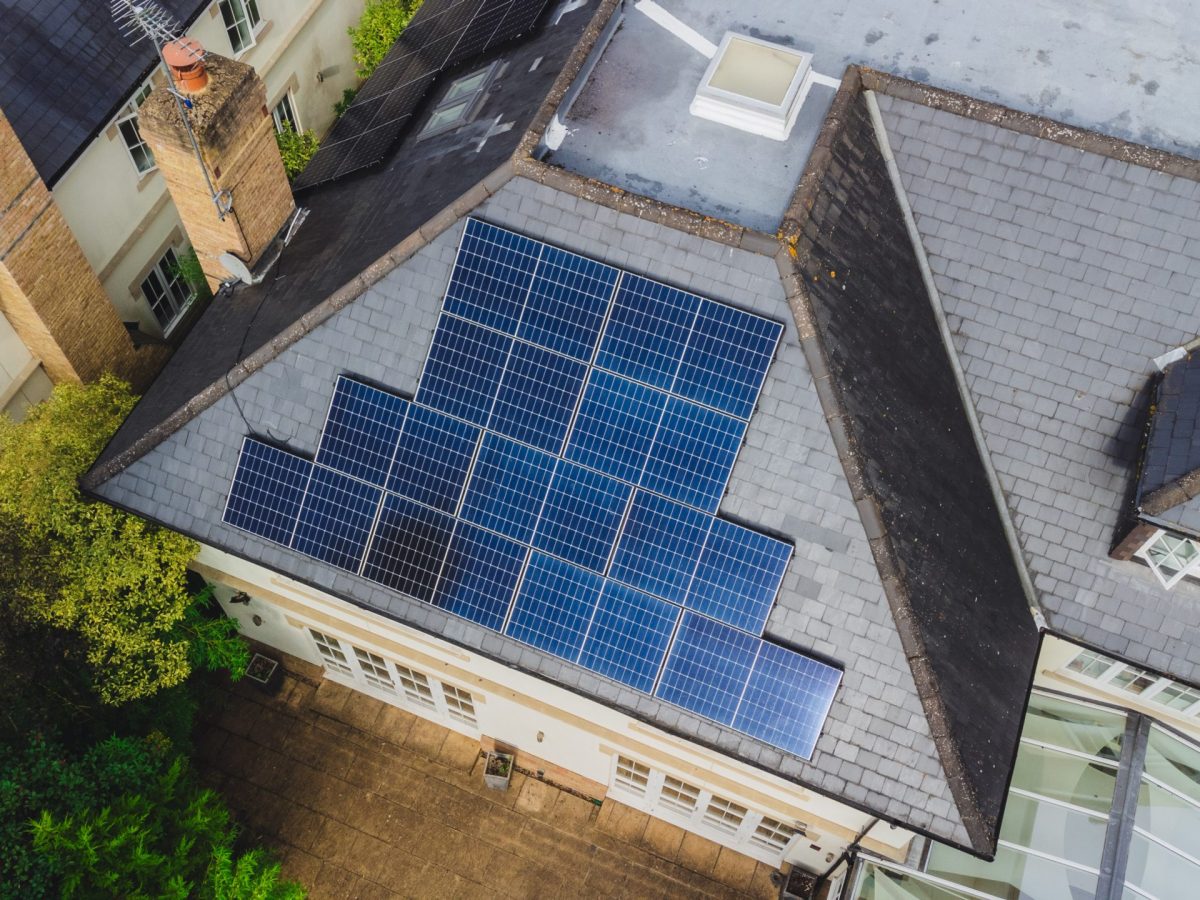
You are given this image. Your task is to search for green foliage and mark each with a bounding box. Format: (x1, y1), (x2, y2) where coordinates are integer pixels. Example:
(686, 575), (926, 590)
(348, 0), (422, 79)
(0, 376), (245, 706)
(274, 121), (320, 181)
(168, 247), (213, 303)
(203, 846), (307, 900)
(333, 86), (357, 118)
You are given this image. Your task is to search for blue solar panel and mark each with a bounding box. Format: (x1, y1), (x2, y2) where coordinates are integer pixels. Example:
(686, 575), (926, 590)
(673, 299), (782, 420)
(533, 460), (631, 572)
(291, 466), (383, 571)
(641, 398), (746, 513)
(362, 493), (455, 601)
(609, 491), (711, 604)
(386, 403), (479, 513)
(595, 274), (700, 390)
(578, 582), (680, 692)
(687, 519), (792, 633)
(733, 641), (842, 760)
(655, 612), (758, 724)
(517, 245), (619, 360)
(506, 553), (602, 660)
(488, 341), (587, 454)
(564, 370), (666, 483)
(459, 433), (556, 544)
(223, 438), (312, 545)
(315, 376), (408, 486)
(444, 219), (541, 333)
(415, 314), (510, 426)
(433, 520), (527, 630)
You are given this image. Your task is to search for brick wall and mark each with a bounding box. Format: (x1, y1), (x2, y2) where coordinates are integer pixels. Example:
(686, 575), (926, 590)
(139, 54), (294, 292)
(0, 110), (167, 390)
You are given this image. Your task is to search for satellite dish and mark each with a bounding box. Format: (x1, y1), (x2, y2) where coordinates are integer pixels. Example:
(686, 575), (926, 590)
(218, 251), (253, 285)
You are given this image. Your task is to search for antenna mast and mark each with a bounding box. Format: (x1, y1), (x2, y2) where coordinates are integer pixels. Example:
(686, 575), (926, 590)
(111, 0), (233, 219)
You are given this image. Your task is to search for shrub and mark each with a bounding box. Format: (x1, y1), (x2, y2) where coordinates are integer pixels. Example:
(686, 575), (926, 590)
(348, 0), (422, 80)
(168, 247), (212, 303)
(274, 121), (320, 181)
(333, 87), (357, 118)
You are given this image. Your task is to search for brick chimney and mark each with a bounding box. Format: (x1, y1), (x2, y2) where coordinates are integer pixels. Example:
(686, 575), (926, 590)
(138, 40), (294, 292)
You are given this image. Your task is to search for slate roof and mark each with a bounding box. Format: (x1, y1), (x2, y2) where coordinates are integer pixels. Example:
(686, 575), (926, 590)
(0, 0), (209, 186)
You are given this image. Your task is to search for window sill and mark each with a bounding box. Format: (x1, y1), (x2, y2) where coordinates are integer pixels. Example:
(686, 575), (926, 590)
(135, 167), (160, 191)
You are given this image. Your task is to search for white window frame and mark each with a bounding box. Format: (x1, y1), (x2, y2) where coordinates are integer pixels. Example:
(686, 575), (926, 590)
(309, 628), (353, 675)
(116, 79), (156, 175)
(1134, 527), (1200, 589)
(140, 246), (196, 333)
(418, 62), (499, 139)
(271, 91), (300, 134)
(218, 0), (263, 55)
(1063, 647), (1200, 718)
(605, 754), (806, 866)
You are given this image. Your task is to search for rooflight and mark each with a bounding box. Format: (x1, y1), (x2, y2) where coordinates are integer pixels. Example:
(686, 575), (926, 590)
(690, 33), (813, 140)
(1135, 528), (1200, 589)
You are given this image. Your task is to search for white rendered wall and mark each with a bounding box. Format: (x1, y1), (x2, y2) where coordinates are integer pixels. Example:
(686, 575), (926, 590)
(0, 310), (52, 418)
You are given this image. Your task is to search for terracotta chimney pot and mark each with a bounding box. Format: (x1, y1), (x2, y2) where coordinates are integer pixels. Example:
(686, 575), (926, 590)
(163, 38), (208, 93)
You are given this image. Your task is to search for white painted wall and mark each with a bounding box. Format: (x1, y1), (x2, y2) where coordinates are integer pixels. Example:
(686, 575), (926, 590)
(197, 542), (915, 871)
(0, 310), (52, 419)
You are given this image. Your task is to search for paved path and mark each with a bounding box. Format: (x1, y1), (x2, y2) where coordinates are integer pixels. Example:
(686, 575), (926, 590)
(195, 658), (781, 899)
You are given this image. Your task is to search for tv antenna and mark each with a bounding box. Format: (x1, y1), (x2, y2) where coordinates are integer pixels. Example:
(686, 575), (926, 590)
(110, 0), (233, 219)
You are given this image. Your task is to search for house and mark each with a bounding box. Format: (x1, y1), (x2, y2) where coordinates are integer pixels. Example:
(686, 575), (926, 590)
(82, 0), (1200, 895)
(0, 0), (367, 418)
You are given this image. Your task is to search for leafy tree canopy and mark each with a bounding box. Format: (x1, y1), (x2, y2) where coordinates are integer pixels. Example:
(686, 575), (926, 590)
(348, 0), (423, 80)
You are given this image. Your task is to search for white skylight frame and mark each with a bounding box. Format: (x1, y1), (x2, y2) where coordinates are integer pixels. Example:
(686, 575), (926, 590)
(1135, 528), (1200, 589)
(689, 33), (814, 141)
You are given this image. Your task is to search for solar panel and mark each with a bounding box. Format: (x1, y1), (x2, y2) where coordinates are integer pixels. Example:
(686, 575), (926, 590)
(533, 459), (631, 572)
(517, 245), (619, 361)
(577, 582), (680, 692)
(564, 370), (666, 484)
(732, 641), (842, 760)
(488, 341), (586, 453)
(594, 274), (700, 391)
(459, 433), (555, 543)
(687, 518), (793, 633)
(291, 466), (383, 571)
(386, 403), (480, 513)
(415, 314), (510, 425)
(362, 494), (455, 601)
(316, 376), (408, 486)
(292, 0), (552, 189)
(655, 612), (758, 724)
(445, 219), (542, 333)
(506, 552), (602, 659)
(609, 491), (711, 605)
(640, 397), (746, 513)
(433, 520), (527, 629)
(673, 300), (783, 420)
(223, 438), (312, 545)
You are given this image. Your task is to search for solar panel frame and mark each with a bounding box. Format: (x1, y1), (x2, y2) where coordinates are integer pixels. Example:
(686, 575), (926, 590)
(533, 459), (632, 573)
(640, 397), (747, 514)
(563, 370), (667, 484)
(609, 491), (712, 605)
(361, 493), (456, 602)
(291, 465), (384, 572)
(433, 519), (528, 629)
(654, 612), (759, 724)
(386, 403), (480, 513)
(488, 340), (587, 454)
(732, 641), (842, 760)
(315, 376), (409, 487)
(222, 437), (313, 546)
(414, 313), (511, 426)
(686, 518), (793, 634)
(577, 582), (680, 693)
(458, 432), (556, 544)
(505, 552), (603, 660)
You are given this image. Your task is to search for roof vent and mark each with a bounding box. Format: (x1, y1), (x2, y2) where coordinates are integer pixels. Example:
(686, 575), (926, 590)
(162, 37), (208, 93)
(690, 33), (813, 140)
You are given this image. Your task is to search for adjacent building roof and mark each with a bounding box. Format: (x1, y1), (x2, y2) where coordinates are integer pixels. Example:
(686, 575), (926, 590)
(81, 0), (1200, 858)
(1136, 355), (1200, 535)
(0, 0), (209, 186)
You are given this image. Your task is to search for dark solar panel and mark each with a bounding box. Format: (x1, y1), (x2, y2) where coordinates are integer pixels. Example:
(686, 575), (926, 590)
(316, 376), (408, 486)
(446, 219), (542, 333)
(506, 552), (602, 658)
(459, 433), (556, 543)
(595, 274), (700, 391)
(655, 612), (758, 724)
(609, 491), (711, 605)
(291, 466), (383, 571)
(687, 518), (793, 633)
(487, 341), (586, 453)
(223, 438), (312, 546)
(564, 370), (666, 483)
(732, 641), (842, 760)
(362, 493), (456, 601)
(386, 403), (480, 513)
(433, 520), (527, 629)
(518, 245), (619, 361)
(640, 397), (746, 513)
(674, 300), (783, 420)
(577, 582), (680, 692)
(415, 314), (510, 425)
(533, 460), (631, 572)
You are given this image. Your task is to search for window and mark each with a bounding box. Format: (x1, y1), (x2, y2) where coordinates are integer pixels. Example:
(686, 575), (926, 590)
(1135, 529), (1200, 588)
(219, 0), (261, 54)
(140, 247), (194, 331)
(442, 684), (477, 726)
(116, 81), (155, 174)
(353, 646), (395, 692)
(310, 629), (352, 674)
(703, 795), (748, 834)
(614, 756), (651, 797)
(272, 93), (299, 134)
(394, 664), (437, 709)
(659, 775), (701, 815)
(1062, 646), (1200, 718)
(418, 62), (498, 138)
(751, 816), (801, 852)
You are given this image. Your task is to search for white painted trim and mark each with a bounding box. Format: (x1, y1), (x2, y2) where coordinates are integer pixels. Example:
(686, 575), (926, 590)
(632, 0), (717, 58)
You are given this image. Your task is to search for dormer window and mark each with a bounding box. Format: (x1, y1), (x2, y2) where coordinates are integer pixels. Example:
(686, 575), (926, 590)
(1135, 529), (1200, 588)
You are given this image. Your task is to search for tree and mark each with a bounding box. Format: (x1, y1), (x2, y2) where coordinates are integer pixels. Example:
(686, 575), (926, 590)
(0, 376), (247, 707)
(348, 0), (422, 80)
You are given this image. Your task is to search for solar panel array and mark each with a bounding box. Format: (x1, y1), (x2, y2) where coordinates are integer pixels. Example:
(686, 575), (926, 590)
(222, 219), (842, 758)
(293, 0), (552, 189)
